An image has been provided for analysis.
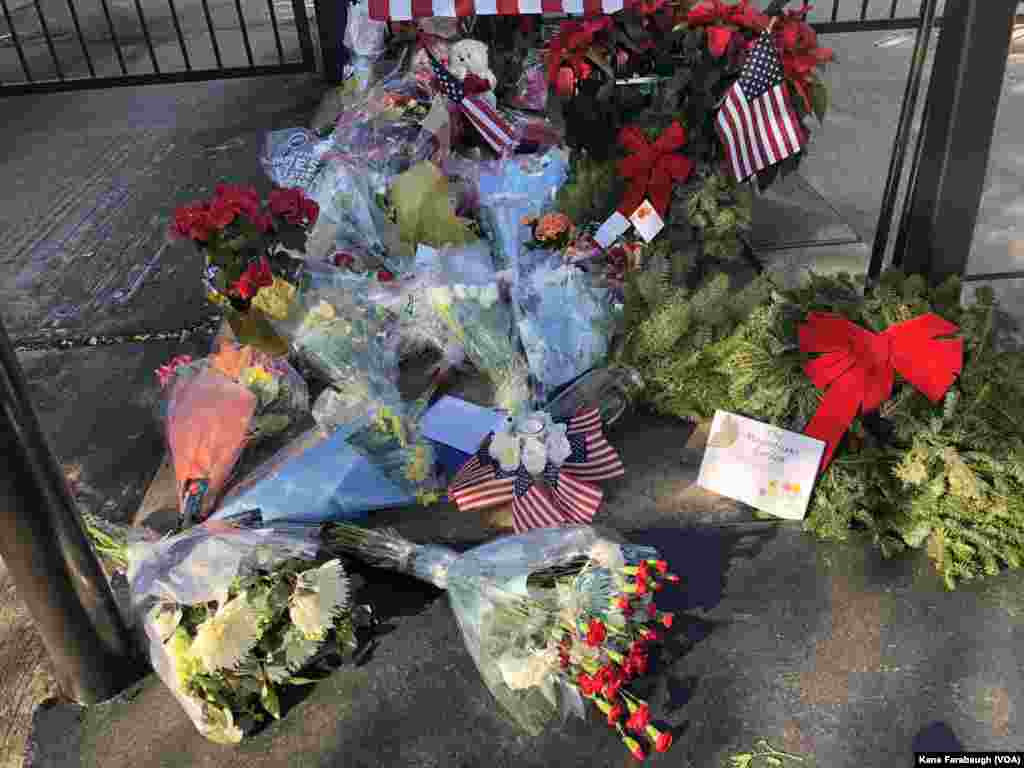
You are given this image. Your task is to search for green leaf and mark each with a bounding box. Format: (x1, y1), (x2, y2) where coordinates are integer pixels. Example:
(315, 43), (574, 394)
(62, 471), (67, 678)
(286, 677), (321, 685)
(810, 80), (829, 124)
(261, 684), (281, 720)
(226, 308), (290, 357)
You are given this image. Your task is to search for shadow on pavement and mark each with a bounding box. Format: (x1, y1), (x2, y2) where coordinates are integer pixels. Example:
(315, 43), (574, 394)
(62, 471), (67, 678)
(912, 721), (965, 752)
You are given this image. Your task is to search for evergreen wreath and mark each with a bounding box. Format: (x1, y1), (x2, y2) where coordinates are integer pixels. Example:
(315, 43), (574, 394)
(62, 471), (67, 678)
(618, 269), (1024, 589)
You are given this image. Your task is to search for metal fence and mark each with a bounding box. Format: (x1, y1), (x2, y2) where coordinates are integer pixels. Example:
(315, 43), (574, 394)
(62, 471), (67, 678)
(0, 0), (317, 96)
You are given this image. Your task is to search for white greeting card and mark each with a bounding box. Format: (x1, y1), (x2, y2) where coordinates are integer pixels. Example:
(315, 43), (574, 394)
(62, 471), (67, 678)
(697, 410), (826, 521)
(420, 396), (506, 455)
(594, 210), (632, 248)
(629, 200), (665, 242)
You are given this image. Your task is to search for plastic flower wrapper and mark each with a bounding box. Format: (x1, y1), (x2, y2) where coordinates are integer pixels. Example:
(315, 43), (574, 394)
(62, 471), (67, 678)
(82, 513), (163, 626)
(447, 408), (625, 532)
(264, 262), (404, 398)
(154, 345), (310, 528)
(383, 161), (479, 262)
(329, 73), (437, 197)
(400, 259), (531, 414)
(125, 513), (371, 744)
(259, 128), (333, 191)
(321, 524), (679, 759)
(513, 250), (621, 399)
(342, 0), (388, 94)
(504, 48), (549, 113)
(476, 148), (570, 274)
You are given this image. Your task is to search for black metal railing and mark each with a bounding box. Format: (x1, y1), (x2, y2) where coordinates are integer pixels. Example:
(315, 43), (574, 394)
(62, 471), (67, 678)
(0, 0), (318, 96)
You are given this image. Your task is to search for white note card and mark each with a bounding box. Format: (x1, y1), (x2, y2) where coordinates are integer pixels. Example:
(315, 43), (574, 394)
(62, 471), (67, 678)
(420, 396), (506, 455)
(697, 410), (826, 521)
(629, 200), (665, 242)
(594, 210), (632, 248)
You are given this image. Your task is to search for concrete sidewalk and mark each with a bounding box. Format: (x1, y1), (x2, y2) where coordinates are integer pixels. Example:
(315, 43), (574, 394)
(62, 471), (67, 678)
(3, 21), (1024, 768)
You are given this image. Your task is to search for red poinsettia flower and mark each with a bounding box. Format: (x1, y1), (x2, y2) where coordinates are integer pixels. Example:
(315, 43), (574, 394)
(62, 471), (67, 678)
(233, 256), (274, 300)
(647, 602), (658, 619)
(626, 703), (651, 733)
(555, 66), (577, 99)
(547, 17), (611, 86)
(654, 729), (674, 753)
(687, 0), (734, 57)
(628, 648), (649, 676)
(577, 672), (602, 697)
(638, 0), (668, 15)
(251, 210), (274, 234)
(377, 269), (395, 283)
(208, 197), (238, 230)
(728, 0), (770, 31)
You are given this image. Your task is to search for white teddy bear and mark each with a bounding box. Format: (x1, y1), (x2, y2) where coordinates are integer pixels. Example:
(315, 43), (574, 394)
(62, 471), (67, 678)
(448, 39), (498, 105)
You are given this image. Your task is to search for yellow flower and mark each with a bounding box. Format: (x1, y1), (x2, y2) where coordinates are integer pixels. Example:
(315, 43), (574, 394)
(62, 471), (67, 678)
(191, 596), (261, 673)
(289, 560), (350, 642)
(251, 277), (297, 321)
(241, 366), (273, 388)
(203, 705), (244, 745)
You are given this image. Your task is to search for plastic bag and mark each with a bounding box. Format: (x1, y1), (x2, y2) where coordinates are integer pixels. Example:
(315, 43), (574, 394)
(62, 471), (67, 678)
(259, 128), (333, 190)
(322, 524), (679, 757)
(513, 251), (620, 398)
(127, 517), (363, 744)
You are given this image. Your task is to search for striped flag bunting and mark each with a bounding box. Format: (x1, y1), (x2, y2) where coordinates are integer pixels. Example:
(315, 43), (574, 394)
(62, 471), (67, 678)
(715, 28), (806, 183)
(368, 0), (638, 22)
(448, 408), (624, 532)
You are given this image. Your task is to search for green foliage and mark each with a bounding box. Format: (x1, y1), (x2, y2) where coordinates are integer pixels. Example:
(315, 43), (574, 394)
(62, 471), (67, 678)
(684, 171), (754, 261)
(622, 269), (1024, 588)
(555, 152), (620, 225)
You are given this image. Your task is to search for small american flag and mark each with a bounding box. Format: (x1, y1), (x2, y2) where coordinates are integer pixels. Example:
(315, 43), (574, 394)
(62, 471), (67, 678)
(448, 408), (623, 532)
(425, 47), (518, 156)
(716, 29), (805, 183)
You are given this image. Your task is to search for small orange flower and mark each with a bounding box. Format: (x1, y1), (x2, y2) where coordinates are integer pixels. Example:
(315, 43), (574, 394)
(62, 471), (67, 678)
(534, 212), (572, 241)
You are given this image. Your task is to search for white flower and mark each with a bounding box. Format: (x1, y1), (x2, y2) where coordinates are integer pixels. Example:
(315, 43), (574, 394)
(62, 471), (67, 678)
(191, 595), (261, 673)
(149, 604), (182, 643)
(489, 430), (521, 473)
(588, 540), (626, 571)
(289, 560), (350, 641)
(478, 284), (499, 310)
(203, 705), (244, 745)
(453, 284), (468, 300)
(497, 648), (559, 691)
(545, 422), (572, 466)
(521, 438), (548, 476)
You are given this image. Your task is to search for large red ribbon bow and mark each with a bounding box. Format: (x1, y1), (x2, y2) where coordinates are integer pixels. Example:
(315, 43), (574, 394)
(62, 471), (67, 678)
(799, 312), (964, 472)
(617, 121), (694, 218)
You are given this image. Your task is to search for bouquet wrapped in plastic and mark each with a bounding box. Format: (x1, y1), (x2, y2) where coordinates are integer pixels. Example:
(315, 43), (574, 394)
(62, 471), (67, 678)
(447, 407), (625, 532)
(329, 74), (437, 197)
(476, 148), (570, 274)
(322, 524), (679, 760)
(121, 514), (370, 744)
(401, 247), (532, 413)
(155, 342), (309, 528)
(343, 0), (388, 94)
(512, 250), (621, 399)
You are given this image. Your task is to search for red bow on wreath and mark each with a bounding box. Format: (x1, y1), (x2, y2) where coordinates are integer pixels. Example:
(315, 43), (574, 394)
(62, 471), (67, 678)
(447, 408), (625, 533)
(617, 121), (695, 218)
(798, 312), (964, 472)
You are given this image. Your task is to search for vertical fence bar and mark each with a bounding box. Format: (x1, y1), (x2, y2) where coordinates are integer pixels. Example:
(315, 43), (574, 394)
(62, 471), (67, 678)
(865, 0), (940, 282)
(64, 0), (95, 76)
(0, 317), (143, 705)
(233, 0), (255, 67)
(312, 0), (344, 83)
(98, 0), (128, 75)
(889, 0), (900, 18)
(266, 0), (286, 65)
(200, 0), (223, 68)
(831, 0), (840, 22)
(890, 95), (931, 268)
(859, 0), (870, 21)
(33, 0), (65, 80)
(132, 0), (161, 73)
(898, 0), (1018, 283)
(0, 0), (33, 82)
(167, 0), (192, 70)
